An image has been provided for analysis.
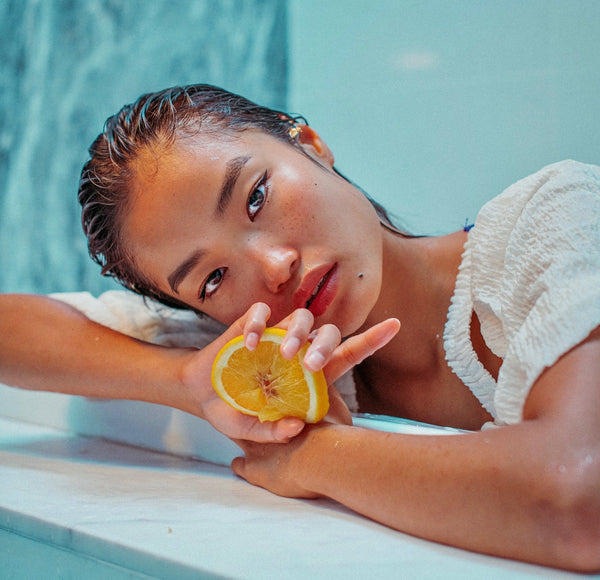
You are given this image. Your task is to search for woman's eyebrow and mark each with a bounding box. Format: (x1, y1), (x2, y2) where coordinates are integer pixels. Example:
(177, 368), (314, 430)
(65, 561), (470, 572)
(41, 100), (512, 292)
(168, 250), (204, 294)
(216, 155), (251, 216)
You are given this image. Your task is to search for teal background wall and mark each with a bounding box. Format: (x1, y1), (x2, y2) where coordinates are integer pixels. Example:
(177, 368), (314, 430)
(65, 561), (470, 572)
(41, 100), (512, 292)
(0, 0), (287, 294)
(288, 0), (600, 234)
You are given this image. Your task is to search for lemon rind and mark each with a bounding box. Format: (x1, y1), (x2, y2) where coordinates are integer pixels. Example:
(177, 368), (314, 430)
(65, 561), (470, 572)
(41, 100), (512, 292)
(211, 328), (328, 423)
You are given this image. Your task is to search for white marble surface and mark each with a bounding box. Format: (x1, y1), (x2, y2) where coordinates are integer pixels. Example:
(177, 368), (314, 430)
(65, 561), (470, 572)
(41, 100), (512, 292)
(0, 384), (242, 466)
(0, 416), (593, 579)
(0, 385), (467, 469)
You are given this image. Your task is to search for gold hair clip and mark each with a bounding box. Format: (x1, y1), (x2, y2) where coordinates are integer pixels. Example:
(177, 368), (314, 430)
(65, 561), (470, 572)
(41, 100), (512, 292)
(288, 125), (301, 139)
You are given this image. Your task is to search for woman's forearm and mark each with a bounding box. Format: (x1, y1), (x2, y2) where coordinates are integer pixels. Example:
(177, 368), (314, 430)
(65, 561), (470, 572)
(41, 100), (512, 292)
(286, 422), (597, 572)
(0, 294), (197, 411)
(234, 323), (600, 571)
(1, 297), (396, 443)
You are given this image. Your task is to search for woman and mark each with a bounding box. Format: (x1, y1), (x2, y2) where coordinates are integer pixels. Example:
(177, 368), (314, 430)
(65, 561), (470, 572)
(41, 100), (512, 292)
(9, 84), (600, 570)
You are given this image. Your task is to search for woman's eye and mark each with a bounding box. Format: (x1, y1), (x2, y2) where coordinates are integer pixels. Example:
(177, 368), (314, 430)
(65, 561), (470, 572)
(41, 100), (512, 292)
(200, 267), (226, 301)
(247, 172), (268, 221)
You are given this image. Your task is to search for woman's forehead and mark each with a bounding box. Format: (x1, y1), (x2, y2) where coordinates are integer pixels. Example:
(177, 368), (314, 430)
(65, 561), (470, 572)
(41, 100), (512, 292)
(133, 129), (283, 181)
(174, 127), (279, 157)
(125, 131), (279, 241)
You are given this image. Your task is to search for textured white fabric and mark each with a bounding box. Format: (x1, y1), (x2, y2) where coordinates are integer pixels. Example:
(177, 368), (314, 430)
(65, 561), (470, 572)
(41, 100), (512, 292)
(50, 290), (226, 348)
(444, 160), (600, 425)
(50, 290), (358, 411)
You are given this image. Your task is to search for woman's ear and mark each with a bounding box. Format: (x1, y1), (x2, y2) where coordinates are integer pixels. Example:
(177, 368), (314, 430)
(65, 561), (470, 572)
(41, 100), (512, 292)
(296, 125), (335, 168)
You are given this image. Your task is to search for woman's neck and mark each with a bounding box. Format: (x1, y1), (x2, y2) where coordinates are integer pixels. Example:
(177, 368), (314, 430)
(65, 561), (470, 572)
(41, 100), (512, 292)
(356, 227), (494, 429)
(362, 228), (467, 373)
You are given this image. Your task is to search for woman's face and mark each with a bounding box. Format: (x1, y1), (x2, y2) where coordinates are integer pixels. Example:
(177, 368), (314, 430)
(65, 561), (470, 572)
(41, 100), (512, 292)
(124, 128), (384, 336)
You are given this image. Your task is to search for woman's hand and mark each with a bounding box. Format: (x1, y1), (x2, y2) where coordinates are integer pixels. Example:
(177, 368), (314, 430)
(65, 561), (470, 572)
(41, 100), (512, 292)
(242, 302), (400, 381)
(233, 327), (600, 572)
(241, 303), (400, 427)
(232, 423), (335, 499)
(180, 303), (400, 444)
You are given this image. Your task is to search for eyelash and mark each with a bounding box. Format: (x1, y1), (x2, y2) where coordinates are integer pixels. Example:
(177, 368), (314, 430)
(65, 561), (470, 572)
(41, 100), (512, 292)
(199, 171), (269, 302)
(247, 171), (269, 221)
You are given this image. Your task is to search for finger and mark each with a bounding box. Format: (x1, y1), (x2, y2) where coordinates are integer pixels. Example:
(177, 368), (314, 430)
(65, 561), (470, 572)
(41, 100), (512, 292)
(273, 417), (305, 440)
(274, 307), (312, 330)
(242, 302), (271, 350)
(203, 390), (305, 443)
(303, 324), (342, 372)
(230, 454), (265, 488)
(229, 413), (304, 443)
(324, 318), (400, 384)
(279, 309), (315, 359)
(231, 456), (246, 478)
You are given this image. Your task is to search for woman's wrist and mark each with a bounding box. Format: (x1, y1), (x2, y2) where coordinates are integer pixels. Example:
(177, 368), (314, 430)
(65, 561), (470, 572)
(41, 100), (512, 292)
(292, 422), (356, 498)
(175, 346), (218, 420)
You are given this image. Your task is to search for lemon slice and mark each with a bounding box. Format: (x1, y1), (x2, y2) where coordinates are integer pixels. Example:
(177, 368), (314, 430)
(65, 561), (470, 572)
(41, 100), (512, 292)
(211, 328), (329, 423)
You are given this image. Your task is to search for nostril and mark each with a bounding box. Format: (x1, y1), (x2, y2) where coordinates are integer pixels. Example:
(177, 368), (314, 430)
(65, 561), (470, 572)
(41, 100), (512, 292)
(262, 249), (298, 294)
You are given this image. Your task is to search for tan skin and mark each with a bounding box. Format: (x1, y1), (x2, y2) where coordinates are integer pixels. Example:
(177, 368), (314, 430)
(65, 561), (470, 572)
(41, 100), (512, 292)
(0, 293), (389, 442)
(354, 231), (497, 429)
(120, 127), (600, 571)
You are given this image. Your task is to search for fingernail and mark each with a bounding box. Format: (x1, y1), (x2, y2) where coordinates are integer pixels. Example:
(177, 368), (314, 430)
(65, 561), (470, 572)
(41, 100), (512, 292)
(304, 349), (325, 371)
(246, 332), (259, 350)
(279, 418), (304, 438)
(282, 336), (301, 358)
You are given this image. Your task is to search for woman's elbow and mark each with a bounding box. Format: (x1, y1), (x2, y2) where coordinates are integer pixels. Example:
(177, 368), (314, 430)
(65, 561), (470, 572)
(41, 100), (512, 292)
(536, 461), (600, 572)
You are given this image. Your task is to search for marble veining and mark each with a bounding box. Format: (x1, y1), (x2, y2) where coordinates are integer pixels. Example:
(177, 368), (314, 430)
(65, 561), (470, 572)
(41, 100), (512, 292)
(0, 0), (287, 294)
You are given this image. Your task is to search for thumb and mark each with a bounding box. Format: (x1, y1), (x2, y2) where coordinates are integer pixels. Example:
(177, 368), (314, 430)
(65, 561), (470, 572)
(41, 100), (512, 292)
(231, 455), (246, 477)
(234, 414), (304, 443)
(238, 415), (304, 442)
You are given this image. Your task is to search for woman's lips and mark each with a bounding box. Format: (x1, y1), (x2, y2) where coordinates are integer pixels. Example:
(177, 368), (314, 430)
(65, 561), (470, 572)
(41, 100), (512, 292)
(294, 264), (339, 318)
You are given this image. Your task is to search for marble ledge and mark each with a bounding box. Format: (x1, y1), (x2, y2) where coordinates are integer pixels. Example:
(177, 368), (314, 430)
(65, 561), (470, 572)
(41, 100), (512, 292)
(0, 417), (588, 580)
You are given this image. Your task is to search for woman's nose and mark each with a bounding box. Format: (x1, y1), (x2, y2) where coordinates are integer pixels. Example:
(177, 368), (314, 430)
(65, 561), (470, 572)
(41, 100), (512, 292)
(251, 243), (298, 293)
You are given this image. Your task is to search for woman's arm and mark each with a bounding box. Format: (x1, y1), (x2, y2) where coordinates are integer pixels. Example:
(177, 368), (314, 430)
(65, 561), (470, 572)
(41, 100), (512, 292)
(0, 294), (302, 442)
(0, 293), (194, 401)
(233, 328), (600, 571)
(0, 295), (398, 442)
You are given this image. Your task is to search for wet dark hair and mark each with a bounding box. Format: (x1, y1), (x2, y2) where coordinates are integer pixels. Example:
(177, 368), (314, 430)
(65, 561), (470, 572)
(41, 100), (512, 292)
(78, 83), (401, 310)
